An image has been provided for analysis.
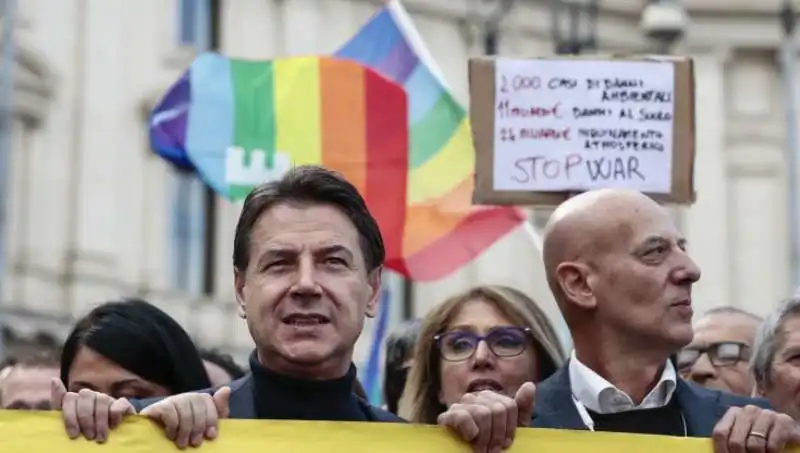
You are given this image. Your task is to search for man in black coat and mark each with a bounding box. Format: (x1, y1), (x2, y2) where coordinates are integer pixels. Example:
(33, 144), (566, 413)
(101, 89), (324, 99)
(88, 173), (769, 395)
(52, 166), (533, 453)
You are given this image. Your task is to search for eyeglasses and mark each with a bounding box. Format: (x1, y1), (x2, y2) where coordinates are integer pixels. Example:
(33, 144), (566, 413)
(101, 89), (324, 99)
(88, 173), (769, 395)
(676, 342), (751, 370)
(435, 326), (532, 362)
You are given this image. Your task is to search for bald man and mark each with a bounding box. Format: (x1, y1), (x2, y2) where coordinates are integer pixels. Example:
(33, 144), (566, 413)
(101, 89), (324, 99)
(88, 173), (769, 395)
(531, 189), (796, 449)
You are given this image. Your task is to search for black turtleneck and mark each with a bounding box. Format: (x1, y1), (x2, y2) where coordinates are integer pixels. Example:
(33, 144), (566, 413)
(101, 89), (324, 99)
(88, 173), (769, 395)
(249, 352), (368, 421)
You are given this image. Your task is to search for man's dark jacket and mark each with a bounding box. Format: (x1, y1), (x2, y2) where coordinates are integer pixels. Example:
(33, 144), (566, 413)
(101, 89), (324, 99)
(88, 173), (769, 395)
(530, 364), (772, 436)
(129, 374), (404, 422)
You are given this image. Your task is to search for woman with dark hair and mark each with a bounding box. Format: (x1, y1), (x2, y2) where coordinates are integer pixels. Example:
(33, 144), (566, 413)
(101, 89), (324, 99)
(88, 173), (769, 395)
(61, 298), (211, 399)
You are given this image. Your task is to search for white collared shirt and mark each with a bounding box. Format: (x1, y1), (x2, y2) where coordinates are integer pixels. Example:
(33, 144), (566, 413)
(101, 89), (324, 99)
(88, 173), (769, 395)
(568, 350), (677, 416)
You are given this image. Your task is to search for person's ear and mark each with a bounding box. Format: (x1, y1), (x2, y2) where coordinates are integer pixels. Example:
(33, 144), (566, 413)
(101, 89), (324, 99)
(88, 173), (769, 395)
(234, 268), (247, 319)
(556, 261), (597, 310)
(365, 267), (383, 318)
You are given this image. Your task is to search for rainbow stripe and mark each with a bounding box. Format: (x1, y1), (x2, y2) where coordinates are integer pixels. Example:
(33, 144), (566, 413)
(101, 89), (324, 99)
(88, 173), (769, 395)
(150, 55), (409, 263)
(335, 1), (525, 279)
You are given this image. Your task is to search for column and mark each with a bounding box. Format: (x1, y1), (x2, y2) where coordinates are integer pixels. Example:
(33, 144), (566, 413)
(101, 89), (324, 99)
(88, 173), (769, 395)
(1, 118), (28, 305)
(682, 46), (732, 312)
(725, 49), (789, 313)
(67, 0), (131, 314)
(15, 1), (78, 315)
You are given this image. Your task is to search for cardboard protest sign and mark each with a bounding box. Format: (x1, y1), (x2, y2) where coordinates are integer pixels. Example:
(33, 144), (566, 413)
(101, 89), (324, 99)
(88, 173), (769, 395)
(469, 55), (696, 205)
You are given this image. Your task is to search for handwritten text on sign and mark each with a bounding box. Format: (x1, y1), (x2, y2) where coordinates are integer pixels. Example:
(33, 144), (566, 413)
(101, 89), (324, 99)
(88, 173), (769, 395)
(492, 59), (676, 193)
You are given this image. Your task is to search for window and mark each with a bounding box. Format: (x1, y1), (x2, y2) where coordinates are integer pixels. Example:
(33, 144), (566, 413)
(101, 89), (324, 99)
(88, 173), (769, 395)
(177, 0), (210, 50)
(169, 171), (208, 294)
(168, 0), (218, 295)
(168, 170), (217, 295)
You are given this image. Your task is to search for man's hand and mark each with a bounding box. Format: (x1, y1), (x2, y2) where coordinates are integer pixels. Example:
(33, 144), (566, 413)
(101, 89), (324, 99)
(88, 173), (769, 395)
(50, 378), (136, 443)
(437, 382), (535, 453)
(140, 386), (231, 449)
(712, 405), (800, 453)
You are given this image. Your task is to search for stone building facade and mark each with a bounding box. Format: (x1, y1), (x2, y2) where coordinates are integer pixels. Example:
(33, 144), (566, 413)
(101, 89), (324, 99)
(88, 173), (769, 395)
(0, 0), (795, 360)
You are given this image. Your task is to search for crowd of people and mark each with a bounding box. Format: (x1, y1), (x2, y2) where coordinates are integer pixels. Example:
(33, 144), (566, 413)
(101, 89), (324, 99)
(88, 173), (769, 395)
(2, 165), (800, 453)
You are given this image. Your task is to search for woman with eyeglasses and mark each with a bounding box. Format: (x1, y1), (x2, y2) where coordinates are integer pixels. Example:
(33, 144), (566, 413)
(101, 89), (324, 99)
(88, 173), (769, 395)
(403, 285), (566, 424)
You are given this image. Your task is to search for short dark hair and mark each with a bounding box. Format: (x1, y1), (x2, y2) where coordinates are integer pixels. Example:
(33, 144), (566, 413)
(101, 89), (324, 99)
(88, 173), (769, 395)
(232, 165), (385, 273)
(200, 348), (246, 380)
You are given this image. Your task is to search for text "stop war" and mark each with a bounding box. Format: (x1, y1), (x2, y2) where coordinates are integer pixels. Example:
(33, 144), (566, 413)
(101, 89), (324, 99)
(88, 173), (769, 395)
(511, 154), (646, 184)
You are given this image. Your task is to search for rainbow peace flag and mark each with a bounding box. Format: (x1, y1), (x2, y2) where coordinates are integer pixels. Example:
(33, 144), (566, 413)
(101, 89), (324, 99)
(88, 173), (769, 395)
(149, 55), (409, 262)
(335, 0), (526, 279)
(149, 1), (526, 282)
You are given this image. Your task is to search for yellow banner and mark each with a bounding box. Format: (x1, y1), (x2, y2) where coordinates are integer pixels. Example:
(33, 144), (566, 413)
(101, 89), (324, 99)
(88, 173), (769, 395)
(0, 410), (771, 452)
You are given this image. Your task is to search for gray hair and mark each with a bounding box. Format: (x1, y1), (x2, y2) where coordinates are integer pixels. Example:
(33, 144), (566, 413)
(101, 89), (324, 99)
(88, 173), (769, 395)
(750, 296), (800, 386)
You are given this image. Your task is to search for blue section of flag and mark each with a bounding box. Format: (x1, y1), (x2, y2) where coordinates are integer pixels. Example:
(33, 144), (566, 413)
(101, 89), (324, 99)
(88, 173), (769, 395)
(150, 72), (194, 171)
(364, 289), (391, 406)
(335, 9), (401, 68)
